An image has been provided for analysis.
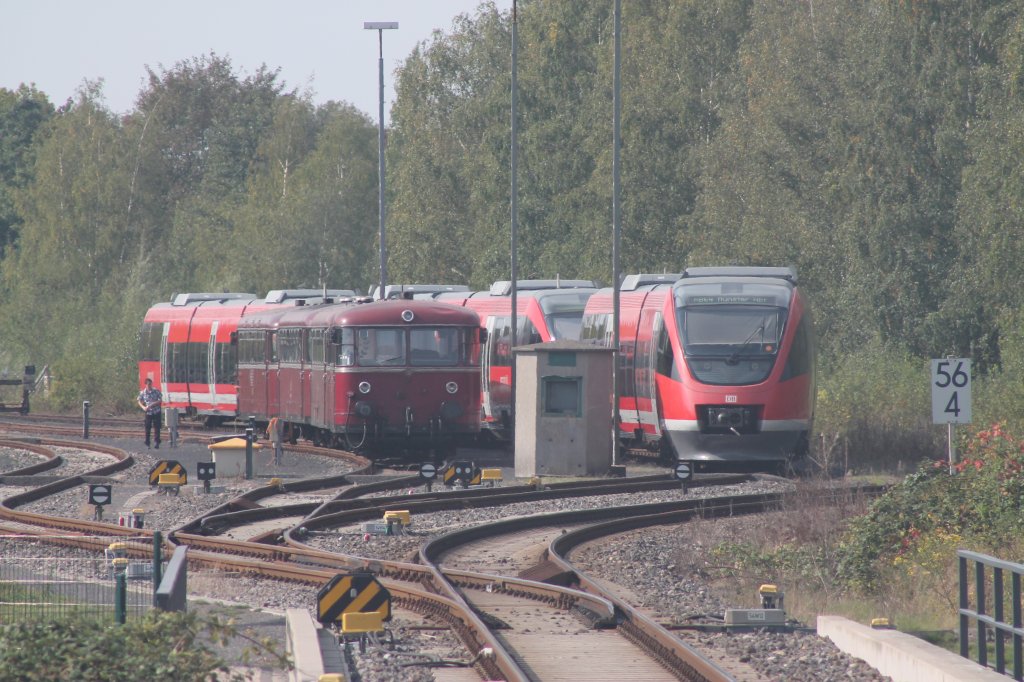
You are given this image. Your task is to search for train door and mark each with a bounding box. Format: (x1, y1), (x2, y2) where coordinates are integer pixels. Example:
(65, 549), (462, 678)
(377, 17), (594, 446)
(309, 329), (329, 429)
(299, 329), (311, 424)
(635, 309), (663, 440)
(266, 330), (280, 417)
(205, 321), (219, 412)
(481, 315), (512, 427)
(158, 323), (170, 400)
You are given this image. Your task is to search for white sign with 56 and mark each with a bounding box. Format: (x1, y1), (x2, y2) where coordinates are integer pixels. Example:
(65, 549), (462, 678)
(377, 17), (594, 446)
(931, 358), (971, 424)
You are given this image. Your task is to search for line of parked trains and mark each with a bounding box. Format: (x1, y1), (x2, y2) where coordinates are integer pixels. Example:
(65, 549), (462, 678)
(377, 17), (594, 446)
(139, 267), (815, 469)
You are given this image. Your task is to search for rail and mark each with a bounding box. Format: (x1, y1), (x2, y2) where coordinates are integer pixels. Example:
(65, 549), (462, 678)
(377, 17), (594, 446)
(959, 549), (1024, 680)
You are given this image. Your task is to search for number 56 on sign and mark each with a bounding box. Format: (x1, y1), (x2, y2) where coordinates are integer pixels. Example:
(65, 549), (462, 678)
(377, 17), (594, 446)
(931, 358), (972, 424)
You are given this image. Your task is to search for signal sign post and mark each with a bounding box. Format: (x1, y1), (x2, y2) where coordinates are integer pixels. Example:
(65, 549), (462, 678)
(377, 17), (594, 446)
(931, 358), (972, 475)
(89, 483), (112, 521)
(418, 463), (436, 491)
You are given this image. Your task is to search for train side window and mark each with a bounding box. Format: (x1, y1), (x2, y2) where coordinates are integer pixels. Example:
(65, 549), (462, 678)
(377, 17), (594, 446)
(309, 329), (325, 364)
(167, 342), (185, 383)
(139, 323), (162, 362)
(490, 316), (513, 368)
(656, 322), (675, 378)
(781, 314), (813, 380)
(187, 342), (208, 383)
(335, 328), (355, 366)
(214, 341), (237, 384)
(521, 318), (542, 345)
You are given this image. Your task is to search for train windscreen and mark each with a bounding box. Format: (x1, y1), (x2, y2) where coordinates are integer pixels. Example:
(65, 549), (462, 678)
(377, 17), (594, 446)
(675, 282), (792, 385)
(539, 292), (593, 340)
(410, 327), (466, 366)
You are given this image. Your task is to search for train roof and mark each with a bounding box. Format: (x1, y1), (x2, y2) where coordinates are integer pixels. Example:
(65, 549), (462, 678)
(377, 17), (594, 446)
(488, 279), (602, 296)
(238, 299), (480, 329)
(263, 288), (358, 304)
(170, 292), (257, 306)
(619, 274), (682, 291)
(682, 266), (797, 284)
(372, 284), (471, 299)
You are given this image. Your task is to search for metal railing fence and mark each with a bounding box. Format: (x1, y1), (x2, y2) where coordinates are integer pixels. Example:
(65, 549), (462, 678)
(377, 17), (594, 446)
(959, 549), (1024, 680)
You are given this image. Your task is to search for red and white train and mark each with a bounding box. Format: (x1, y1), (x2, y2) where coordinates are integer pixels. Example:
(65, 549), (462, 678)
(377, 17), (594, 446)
(139, 290), (483, 455)
(581, 267), (815, 470)
(381, 279), (601, 438)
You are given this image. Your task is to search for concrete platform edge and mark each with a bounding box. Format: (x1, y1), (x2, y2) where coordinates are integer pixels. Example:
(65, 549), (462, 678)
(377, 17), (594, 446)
(286, 608), (326, 682)
(817, 614), (1006, 682)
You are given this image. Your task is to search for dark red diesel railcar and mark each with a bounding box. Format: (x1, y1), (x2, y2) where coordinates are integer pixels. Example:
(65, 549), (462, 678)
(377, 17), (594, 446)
(235, 299), (483, 454)
(392, 279), (601, 439)
(582, 267), (815, 470)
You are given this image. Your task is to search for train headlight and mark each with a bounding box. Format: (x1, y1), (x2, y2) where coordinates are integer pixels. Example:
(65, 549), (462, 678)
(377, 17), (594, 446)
(355, 401), (373, 418)
(445, 381), (458, 394)
(401, 309), (415, 322)
(358, 381), (371, 394)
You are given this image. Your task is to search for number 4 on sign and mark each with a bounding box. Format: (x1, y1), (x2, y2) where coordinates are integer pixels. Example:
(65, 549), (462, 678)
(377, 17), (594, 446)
(931, 358), (972, 425)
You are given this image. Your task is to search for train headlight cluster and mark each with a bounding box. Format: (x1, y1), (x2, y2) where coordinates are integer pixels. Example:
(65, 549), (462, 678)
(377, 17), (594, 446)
(708, 406), (750, 428)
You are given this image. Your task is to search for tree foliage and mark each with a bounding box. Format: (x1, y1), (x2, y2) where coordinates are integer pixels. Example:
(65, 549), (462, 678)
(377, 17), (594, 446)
(3, 1), (1024, 426)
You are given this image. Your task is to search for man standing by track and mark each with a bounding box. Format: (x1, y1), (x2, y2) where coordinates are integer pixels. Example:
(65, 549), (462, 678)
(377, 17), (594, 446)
(137, 378), (162, 449)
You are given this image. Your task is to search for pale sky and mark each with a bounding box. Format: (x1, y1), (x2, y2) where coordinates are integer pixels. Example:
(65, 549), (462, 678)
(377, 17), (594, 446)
(2, 1), (494, 123)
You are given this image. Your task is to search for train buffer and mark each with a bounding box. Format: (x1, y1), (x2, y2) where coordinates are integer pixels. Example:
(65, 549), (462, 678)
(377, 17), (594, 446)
(480, 468), (503, 486)
(158, 473), (183, 495)
(382, 510), (411, 534)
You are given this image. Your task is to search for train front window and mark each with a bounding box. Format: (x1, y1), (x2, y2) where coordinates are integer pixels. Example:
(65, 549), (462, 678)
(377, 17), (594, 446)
(356, 328), (406, 366)
(410, 327), (462, 366)
(540, 292), (592, 341)
(682, 308), (783, 356)
(546, 313), (584, 341)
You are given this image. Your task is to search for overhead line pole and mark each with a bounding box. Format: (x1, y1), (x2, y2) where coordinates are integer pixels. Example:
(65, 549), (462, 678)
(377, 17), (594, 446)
(510, 0), (519, 439)
(612, 0), (622, 466)
(364, 21), (399, 299)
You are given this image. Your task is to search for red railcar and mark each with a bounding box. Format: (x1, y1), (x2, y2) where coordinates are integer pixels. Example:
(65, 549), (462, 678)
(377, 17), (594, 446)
(138, 290), (355, 425)
(581, 267), (815, 470)
(393, 279), (600, 438)
(236, 299), (482, 453)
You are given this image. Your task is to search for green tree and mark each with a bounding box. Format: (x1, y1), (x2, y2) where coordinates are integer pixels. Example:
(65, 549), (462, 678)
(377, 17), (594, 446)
(0, 85), (54, 256)
(230, 99), (378, 292)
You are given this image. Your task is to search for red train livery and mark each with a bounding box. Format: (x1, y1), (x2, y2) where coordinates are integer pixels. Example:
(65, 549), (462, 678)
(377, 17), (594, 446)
(139, 291), (483, 454)
(581, 267), (815, 469)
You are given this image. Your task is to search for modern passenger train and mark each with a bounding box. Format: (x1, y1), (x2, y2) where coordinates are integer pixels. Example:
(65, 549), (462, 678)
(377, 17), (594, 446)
(139, 291), (483, 456)
(581, 267), (815, 470)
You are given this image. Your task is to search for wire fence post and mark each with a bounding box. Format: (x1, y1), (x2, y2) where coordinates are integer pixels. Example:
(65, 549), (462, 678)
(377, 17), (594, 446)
(114, 560), (127, 625)
(152, 530), (163, 604)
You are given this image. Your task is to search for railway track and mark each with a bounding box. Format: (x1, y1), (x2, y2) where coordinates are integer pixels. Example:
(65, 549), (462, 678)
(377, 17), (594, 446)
(0, 432), (886, 680)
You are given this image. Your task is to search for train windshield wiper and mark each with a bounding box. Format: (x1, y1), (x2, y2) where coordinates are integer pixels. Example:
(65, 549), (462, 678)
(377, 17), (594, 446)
(725, 319), (765, 365)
